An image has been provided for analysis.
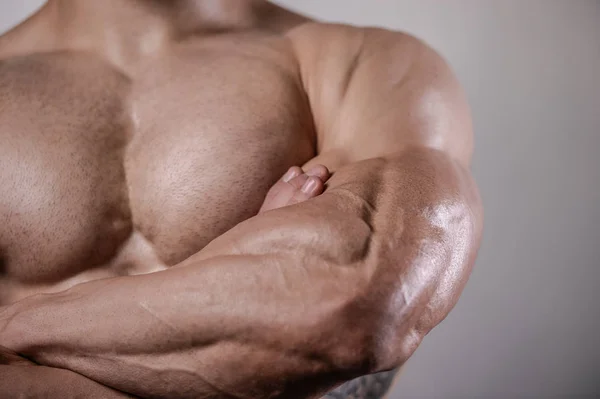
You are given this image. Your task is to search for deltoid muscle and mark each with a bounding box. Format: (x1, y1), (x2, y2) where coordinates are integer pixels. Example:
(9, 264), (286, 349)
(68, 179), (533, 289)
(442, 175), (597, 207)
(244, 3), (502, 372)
(322, 369), (399, 399)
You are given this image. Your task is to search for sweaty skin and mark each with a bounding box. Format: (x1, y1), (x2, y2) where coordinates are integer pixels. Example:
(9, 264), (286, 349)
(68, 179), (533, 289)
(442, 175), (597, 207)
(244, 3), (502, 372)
(0, 1), (483, 398)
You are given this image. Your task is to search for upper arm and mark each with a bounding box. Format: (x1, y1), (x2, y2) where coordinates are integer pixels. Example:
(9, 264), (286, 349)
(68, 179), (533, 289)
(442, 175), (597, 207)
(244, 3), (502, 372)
(288, 23), (473, 169)
(287, 24), (482, 369)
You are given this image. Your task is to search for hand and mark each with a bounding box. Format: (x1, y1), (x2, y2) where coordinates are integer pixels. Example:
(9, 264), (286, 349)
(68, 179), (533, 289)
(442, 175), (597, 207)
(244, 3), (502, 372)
(259, 164), (330, 213)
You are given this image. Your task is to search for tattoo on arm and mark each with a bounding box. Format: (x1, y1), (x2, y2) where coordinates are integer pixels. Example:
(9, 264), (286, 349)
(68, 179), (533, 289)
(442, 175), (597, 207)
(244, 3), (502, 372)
(321, 369), (399, 399)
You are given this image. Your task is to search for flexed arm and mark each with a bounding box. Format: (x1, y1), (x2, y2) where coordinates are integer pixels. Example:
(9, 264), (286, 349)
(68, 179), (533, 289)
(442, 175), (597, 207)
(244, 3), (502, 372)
(0, 25), (482, 399)
(0, 149), (480, 398)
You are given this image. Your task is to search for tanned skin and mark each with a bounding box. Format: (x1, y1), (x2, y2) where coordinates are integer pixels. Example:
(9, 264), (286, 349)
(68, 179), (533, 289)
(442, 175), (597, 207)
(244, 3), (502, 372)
(0, 1), (482, 398)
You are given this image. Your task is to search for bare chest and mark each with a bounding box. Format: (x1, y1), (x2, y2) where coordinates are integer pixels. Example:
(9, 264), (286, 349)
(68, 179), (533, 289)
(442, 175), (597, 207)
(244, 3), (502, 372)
(0, 37), (314, 302)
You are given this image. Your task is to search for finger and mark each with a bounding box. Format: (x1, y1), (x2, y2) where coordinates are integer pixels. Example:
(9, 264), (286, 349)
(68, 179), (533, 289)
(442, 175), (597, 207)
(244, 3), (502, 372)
(304, 164), (331, 181)
(260, 173), (309, 212)
(288, 176), (325, 206)
(262, 166), (303, 206)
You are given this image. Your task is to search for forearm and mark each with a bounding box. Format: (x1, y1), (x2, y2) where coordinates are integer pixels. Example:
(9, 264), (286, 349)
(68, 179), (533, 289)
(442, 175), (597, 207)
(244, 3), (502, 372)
(1, 148), (481, 398)
(0, 345), (133, 398)
(0, 365), (135, 398)
(1, 255), (365, 398)
(0, 201), (375, 398)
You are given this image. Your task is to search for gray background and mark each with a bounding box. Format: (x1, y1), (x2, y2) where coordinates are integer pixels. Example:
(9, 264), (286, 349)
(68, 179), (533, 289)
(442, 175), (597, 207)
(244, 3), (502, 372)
(1, 1), (599, 398)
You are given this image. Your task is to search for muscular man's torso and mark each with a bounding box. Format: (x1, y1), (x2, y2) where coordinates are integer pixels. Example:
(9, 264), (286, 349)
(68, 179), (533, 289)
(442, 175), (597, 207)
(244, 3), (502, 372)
(1, 3), (408, 397)
(0, 3), (316, 305)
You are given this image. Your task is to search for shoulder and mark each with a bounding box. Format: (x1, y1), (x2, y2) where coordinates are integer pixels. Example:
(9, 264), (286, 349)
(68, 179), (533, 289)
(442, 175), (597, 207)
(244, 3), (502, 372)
(286, 22), (434, 68)
(285, 22), (473, 164)
(286, 22), (464, 112)
(285, 22), (447, 100)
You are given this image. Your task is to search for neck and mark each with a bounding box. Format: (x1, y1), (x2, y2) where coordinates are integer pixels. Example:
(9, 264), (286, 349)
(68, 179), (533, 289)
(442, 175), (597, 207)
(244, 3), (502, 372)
(42, 0), (266, 64)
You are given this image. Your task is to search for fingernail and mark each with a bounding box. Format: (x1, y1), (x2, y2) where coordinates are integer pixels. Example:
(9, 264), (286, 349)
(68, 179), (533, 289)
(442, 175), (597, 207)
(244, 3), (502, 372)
(306, 166), (326, 177)
(302, 178), (318, 194)
(283, 167), (300, 182)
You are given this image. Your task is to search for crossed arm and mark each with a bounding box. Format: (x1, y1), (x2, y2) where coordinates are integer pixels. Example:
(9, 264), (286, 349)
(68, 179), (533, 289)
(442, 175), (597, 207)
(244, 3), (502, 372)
(0, 25), (482, 398)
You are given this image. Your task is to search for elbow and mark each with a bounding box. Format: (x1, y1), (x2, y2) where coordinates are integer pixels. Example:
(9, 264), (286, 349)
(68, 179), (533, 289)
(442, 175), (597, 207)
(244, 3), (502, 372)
(327, 211), (482, 374)
(321, 289), (426, 375)
(323, 313), (423, 377)
(310, 151), (483, 375)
